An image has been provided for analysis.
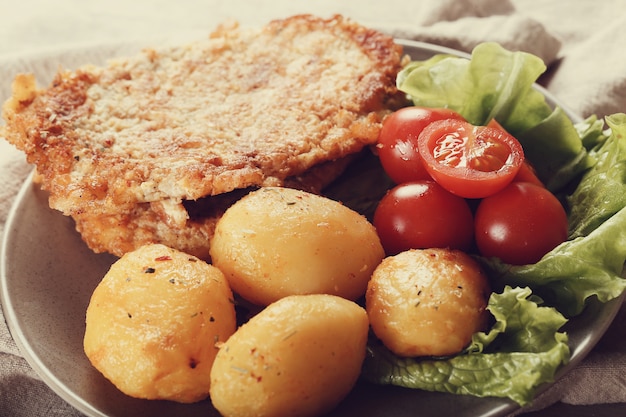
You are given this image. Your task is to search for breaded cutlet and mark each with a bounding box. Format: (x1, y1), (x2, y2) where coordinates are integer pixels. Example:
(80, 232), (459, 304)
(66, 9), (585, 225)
(1, 14), (405, 259)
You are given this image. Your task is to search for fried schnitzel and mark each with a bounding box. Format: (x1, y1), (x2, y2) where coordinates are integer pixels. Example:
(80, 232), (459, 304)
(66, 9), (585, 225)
(1, 14), (405, 258)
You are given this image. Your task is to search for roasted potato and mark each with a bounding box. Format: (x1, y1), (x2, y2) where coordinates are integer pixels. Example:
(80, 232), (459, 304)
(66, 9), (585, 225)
(209, 294), (369, 417)
(210, 187), (385, 306)
(366, 248), (491, 357)
(83, 244), (236, 403)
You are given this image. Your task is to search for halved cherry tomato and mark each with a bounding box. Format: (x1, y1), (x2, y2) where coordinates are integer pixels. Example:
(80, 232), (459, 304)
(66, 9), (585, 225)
(417, 119), (524, 199)
(474, 182), (568, 265)
(373, 180), (474, 255)
(376, 107), (466, 184)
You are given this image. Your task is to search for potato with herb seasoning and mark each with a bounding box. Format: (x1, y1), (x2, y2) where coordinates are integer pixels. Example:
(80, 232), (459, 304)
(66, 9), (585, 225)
(83, 243), (236, 403)
(210, 294), (369, 417)
(366, 248), (491, 357)
(210, 187), (385, 306)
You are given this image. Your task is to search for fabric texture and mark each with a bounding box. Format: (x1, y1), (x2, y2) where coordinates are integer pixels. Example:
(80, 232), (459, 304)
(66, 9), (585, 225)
(1, 0), (626, 416)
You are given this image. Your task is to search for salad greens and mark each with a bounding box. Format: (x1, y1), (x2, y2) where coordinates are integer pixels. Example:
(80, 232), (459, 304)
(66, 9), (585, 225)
(361, 42), (626, 406)
(568, 113), (626, 238)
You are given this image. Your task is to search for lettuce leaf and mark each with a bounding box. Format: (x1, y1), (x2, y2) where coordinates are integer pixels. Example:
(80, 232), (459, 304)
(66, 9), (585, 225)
(515, 108), (594, 190)
(574, 114), (607, 151)
(568, 113), (626, 238)
(396, 43), (550, 130)
(362, 287), (569, 406)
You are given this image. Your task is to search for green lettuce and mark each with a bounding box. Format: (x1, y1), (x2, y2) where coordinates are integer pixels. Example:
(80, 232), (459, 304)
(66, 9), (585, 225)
(568, 113), (626, 238)
(360, 42), (626, 406)
(397, 43), (550, 130)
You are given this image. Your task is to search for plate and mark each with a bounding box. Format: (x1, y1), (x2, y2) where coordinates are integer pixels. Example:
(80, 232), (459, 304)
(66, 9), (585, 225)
(1, 40), (624, 417)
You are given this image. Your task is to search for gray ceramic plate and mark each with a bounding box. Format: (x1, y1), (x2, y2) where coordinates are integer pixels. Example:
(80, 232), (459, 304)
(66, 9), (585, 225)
(1, 40), (624, 417)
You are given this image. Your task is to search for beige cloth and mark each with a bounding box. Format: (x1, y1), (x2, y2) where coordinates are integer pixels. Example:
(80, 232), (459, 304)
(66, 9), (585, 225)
(1, 0), (626, 416)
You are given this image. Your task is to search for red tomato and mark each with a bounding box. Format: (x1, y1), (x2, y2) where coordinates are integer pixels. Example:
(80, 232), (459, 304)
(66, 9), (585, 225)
(376, 107), (465, 184)
(417, 119), (524, 199)
(373, 181), (474, 255)
(485, 118), (506, 131)
(474, 182), (568, 265)
(486, 118), (544, 187)
(514, 160), (544, 187)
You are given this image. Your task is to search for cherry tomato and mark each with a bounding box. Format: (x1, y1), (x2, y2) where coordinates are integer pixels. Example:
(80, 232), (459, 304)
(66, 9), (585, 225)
(373, 181), (474, 255)
(486, 118), (543, 187)
(376, 107), (465, 184)
(474, 182), (568, 265)
(417, 119), (524, 199)
(485, 118), (506, 131)
(513, 160), (544, 187)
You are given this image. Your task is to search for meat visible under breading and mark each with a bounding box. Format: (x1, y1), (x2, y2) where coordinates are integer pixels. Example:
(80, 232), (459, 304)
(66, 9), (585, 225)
(1, 14), (405, 259)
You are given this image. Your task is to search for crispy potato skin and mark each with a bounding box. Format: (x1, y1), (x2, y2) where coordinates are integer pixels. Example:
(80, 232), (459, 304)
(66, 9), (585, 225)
(209, 294), (369, 417)
(366, 248), (491, 357)
(209, 187), (385, 306)
(83, 244), (236, 403)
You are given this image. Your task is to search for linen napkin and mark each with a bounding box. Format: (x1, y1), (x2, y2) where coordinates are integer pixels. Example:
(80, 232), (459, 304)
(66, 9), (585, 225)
(1, 0), (625, 416)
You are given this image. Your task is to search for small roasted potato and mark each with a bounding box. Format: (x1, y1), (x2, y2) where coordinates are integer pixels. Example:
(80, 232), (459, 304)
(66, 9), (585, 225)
(366, 248), (491, 357)
(210, 187), (385, 306)
(83, 244), (236, 403)
(210, 294), (369, 417)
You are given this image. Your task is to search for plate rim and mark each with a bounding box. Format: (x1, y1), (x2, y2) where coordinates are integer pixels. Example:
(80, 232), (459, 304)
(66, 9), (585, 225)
(0, 170), (107, 416)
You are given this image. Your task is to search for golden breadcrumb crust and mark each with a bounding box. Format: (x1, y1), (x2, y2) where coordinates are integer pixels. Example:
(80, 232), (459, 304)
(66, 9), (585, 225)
(1, 14), (404, 258)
